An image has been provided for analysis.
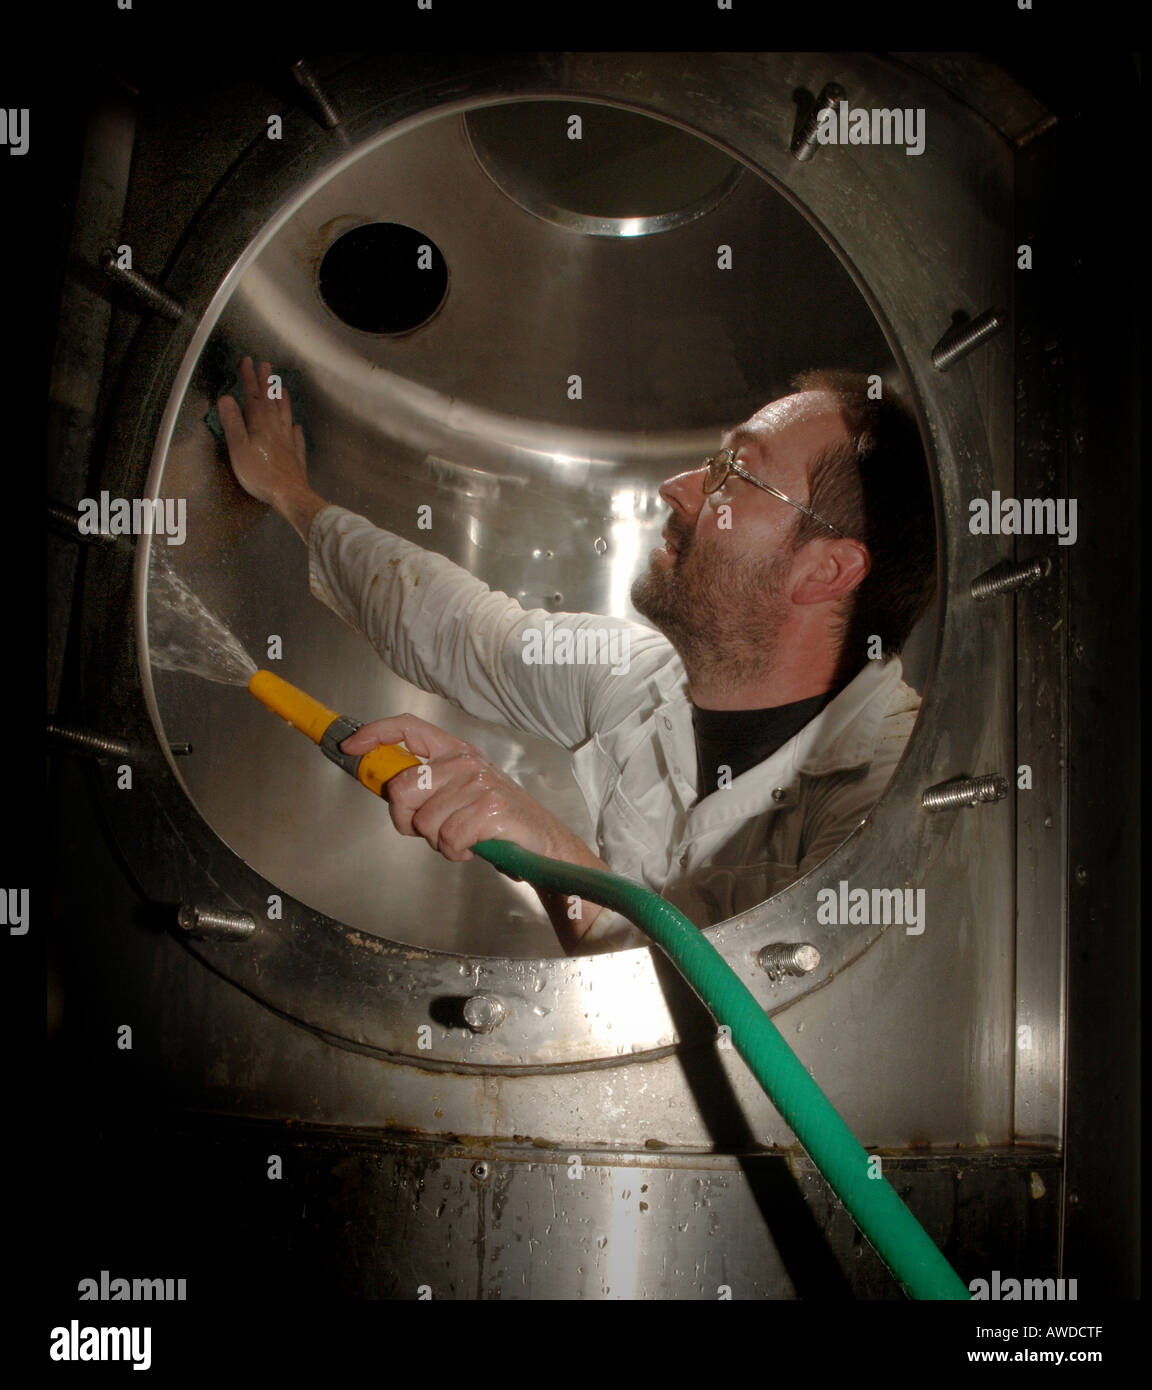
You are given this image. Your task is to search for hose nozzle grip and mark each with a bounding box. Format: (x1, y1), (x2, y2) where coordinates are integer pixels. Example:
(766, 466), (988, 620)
(319, 714), (365, 777)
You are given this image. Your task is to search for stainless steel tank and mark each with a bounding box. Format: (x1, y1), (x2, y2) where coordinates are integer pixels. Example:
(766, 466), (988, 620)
(56, 52), (1105, 1301)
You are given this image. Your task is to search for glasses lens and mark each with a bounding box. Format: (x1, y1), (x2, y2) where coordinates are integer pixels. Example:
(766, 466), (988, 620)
(703, 451), (729, 493)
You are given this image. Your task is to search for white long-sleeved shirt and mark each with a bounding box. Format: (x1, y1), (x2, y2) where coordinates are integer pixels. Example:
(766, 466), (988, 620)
(309, 505), (921, 950)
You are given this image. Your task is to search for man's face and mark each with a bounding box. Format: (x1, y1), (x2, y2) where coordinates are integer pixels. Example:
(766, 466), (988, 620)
(631, 391), (850, 671)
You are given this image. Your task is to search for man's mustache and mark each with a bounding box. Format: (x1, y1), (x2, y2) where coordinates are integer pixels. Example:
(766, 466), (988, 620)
(664, 516), (694, 558)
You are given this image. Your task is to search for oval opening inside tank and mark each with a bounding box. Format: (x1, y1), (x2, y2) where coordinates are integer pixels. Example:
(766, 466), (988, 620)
(141, 98), (936, 959)
(464, 101), (746, 236)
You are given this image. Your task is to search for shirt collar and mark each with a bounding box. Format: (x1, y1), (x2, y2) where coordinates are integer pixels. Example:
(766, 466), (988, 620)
(650, 653), (906, 784)
(790, 656), (906, 774)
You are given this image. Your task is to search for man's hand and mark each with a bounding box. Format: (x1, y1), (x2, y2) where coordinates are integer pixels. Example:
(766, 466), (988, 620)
(342, 714), (576, 862)
(218, 356), (327, 541)
(341, 713), (609, 951)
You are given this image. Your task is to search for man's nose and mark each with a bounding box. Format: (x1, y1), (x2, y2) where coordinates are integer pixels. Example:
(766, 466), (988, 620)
(659, 467), (708, 521)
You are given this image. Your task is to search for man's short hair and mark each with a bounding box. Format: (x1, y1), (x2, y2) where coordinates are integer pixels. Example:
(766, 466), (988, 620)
(788, 368), (936, 682)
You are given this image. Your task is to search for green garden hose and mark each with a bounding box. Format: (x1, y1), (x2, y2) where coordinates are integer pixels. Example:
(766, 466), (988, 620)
(248, 672), (969, 1301)
(472, 838), (971, 1302)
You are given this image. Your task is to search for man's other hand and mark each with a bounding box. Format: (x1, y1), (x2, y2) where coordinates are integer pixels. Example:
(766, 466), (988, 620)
(218, 356), (309, 506)
(218, 356), (328, 540)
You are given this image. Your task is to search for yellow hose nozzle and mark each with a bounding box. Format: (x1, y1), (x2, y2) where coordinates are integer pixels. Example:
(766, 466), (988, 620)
(247, 669), (420, 795)
(248, 669), (337, 743)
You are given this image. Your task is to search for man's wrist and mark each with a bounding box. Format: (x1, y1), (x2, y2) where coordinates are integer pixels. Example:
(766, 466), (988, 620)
(525, 821), (609, 951)
(533, 819), (598, 870)
(274, 483), (328, 542)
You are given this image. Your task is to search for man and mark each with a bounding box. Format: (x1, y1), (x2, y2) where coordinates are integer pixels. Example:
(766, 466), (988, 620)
(218, 357), (935, 953)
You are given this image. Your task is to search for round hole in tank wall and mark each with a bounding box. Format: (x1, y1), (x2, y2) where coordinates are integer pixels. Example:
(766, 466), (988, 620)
(317, 222), (448, 333)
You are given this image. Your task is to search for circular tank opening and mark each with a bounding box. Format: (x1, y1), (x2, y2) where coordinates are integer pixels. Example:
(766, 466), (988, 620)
(143, 97), (933, 959)
(317, 222), (448, 333)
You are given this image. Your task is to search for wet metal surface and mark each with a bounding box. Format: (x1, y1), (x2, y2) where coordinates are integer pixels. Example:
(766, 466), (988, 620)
(42, 1113), (1063, 1301)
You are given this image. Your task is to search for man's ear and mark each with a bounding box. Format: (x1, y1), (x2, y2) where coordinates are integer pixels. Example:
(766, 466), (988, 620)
(791, 539), (871, 606)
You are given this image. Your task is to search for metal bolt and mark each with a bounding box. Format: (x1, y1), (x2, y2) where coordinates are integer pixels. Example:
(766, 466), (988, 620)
(758, 942), (821, 981)
(790, 82), (846, 162)
(48, 499), (118, 545)
(931, 309), (1006, 371)
(462, 994), (506, 1033)
(290, 58), (343, 129)
(471, 1161), (490, 1182)
(47, 722), (134, 759)
(99, 252), (184, 321)
(176, 905), (256, 941)
(48, 722), (190, 759)
(971, 556), (1052, 601)
(921, 774), (1009, 811)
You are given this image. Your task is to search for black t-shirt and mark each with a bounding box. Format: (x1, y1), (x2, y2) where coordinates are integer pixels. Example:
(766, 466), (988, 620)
(691, 688), (841, 802)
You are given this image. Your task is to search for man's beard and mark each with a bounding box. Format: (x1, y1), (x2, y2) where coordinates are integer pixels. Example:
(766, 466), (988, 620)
(631, 523), (795, 691)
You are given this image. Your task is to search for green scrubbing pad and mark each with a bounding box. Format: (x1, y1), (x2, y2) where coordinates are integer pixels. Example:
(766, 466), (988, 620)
(202, 353), (311, 450)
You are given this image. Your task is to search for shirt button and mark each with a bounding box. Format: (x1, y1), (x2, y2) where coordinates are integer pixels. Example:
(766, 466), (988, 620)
(663, 716), (673, 730)
(772, 788), (786, 802)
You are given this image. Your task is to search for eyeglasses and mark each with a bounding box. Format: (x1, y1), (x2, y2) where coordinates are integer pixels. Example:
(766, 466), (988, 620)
(701, 448), (846, 538)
